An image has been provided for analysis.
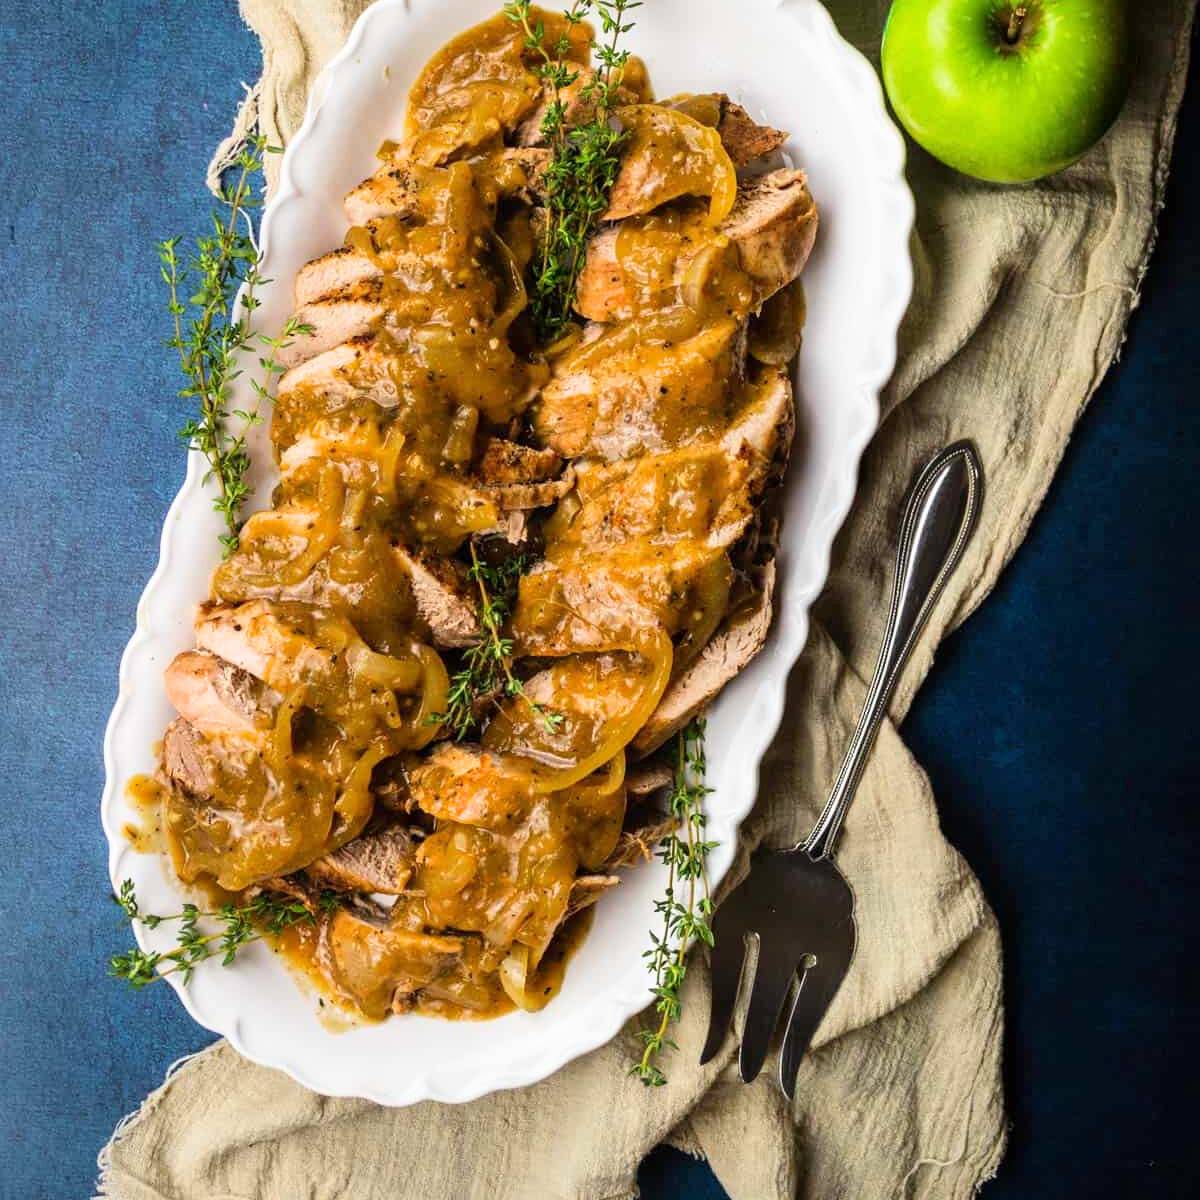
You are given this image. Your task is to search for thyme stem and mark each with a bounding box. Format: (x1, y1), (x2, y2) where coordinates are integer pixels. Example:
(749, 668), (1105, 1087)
(429, 543), (563, 739)
(162, 133), (309, 556)
(109, 879), (340, 989)
(505, 0), (641, 343)
(633, 719), (716, 1085)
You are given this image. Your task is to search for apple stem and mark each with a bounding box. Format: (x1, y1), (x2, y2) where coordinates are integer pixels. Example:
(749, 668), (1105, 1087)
(1006, 5), (1028, 44)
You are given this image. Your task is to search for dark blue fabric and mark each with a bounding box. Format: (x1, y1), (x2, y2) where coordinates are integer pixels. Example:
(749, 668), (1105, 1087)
(0, 4), (1195, 1198)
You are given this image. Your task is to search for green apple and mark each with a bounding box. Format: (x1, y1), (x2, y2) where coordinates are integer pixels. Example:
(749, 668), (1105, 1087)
(881, 0), (1130, 184)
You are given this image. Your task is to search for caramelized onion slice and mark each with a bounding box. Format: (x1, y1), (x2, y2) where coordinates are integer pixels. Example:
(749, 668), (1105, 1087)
(660, 92), (723, 128)
(490, 233), (529, 337)
(346, 640), (423, 693)
(680, 236), (755, 319)
(609, 105), (738, 224)
(328, 739), (387, 848)
(405, 643), (450, 751)
(221, 465), (346, 589)
(566, 751), (628, 869)
(483, 631), (673, 792)
(498, 943), (547, 1012)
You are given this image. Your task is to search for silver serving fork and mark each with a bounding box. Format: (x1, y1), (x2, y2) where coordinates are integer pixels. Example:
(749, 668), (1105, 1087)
(701, 442), (984, 1098)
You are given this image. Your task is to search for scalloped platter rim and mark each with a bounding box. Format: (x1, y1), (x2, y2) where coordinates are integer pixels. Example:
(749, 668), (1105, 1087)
(101, 0), (913, 1106)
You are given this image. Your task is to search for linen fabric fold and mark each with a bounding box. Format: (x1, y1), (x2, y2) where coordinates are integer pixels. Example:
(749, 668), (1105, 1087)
(99, 2), (1196, 1197)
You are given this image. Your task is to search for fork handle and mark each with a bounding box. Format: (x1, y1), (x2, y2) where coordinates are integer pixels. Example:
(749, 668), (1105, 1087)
(801, 442), (983, 861)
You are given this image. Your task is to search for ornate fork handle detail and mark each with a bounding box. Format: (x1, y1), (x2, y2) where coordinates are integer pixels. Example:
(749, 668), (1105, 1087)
(801, 441), (983, 861)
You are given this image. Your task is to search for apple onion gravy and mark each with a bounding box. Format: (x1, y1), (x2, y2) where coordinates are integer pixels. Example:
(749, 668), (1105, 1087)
(140, 6), (816, 1022)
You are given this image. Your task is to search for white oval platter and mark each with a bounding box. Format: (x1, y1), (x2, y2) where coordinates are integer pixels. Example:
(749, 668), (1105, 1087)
(102, 0), (913, 1106)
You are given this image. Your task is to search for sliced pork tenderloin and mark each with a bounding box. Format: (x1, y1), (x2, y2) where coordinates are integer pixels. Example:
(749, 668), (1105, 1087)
(164, 650), (280, 736)
(392, 547), (481, 648)
(714, 97), (788, 167)
(565, 875), (620, 918)
(477, 438), (563, 486)
(632, 559), (776, 756)
(532, 318), (746, 461)
(276, 283), (385, 370)
(575, 169), (817, 324)
(306, 821), (420, 895)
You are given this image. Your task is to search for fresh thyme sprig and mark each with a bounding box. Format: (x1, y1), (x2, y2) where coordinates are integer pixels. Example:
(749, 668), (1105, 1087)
(161, 133), (310, 556)
(505, 0), (641, 342)
(431, 543), (564, 740)
(110, 879), (340, 989)
(508, 0), (591, 150)
(633, 719), (717, 1086)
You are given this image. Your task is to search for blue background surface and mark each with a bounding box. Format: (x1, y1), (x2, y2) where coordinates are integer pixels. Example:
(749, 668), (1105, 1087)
(0, 4), (1197, 1198)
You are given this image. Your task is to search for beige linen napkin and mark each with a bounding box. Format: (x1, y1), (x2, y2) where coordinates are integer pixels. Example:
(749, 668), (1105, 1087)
(99, 3), (1196, 1197)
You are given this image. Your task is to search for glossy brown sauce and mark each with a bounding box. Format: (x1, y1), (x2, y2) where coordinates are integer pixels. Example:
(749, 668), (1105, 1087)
(150, 6), (796, 1023)
(123, 773), (168, 854)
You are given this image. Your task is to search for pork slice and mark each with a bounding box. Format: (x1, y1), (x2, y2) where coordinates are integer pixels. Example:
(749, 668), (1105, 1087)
(477, 438), (572, 512)
(661, 94), (789, 167)
(512, 543), (715, 657)
(164, 650), (279, 737)
(392, 547), (480, 648)
(565, 874), (620, 919)
(575, 168), (817, 324)
(604, 97), (762, 222)
(728, 170), (818, 303)
(275, 337), (400, 417)
(723, 364), (795, 469)
(294, 246), (382, 308)
(717, 98), (788, 167)
(534, 371), (787, 559)
(345, 149), (548, 224)
(407, 743), (532, 830)
(603, 815), (679, 869)
(291, 240), (448, 309)
(325, 907), (464, 1018)
(278, 340), (365, 403)
(515, 71), (638, 147)
(299, 153), (552, 309)
(277, 283), (386, 370)
(193, 601), (332, 691)
(547, 448), (755, 559)
(161, 718), (228, 798)
(487, 469), (576, 513)
(632, 559), (776, 755)
(306, 821), (419, 895)
(249, 875), (316, 909)
(532, 318), (745, 461)
(626, 760), (674, 797)
(344, 163), (432, 226)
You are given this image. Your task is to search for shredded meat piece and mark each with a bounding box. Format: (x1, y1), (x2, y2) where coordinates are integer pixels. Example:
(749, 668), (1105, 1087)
(604, 817), (679, 869)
